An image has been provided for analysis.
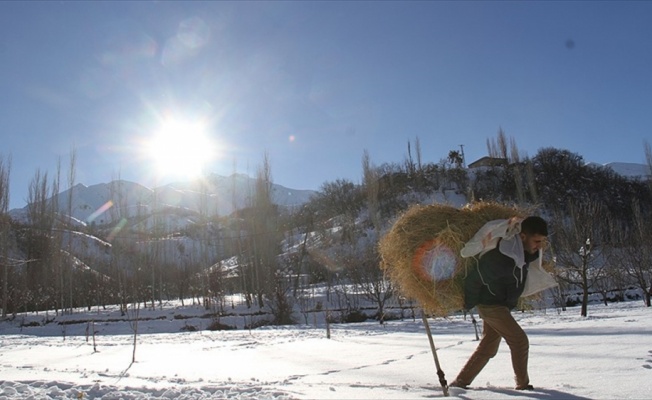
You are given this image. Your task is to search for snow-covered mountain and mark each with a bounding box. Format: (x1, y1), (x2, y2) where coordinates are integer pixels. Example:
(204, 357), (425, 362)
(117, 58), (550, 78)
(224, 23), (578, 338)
(587, 161), (651, 179)
(9, 173), (316, 226)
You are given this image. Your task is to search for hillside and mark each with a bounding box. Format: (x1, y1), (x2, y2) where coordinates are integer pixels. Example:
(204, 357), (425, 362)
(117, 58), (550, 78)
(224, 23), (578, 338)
(2, 153), (650, 320)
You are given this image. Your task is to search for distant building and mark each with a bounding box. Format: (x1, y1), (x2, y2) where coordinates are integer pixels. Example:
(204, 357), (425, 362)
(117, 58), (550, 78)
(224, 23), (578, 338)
(468, 156), (508, 168)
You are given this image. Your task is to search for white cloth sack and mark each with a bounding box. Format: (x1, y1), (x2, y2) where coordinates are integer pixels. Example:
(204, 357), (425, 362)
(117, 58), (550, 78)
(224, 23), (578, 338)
(522, 251), (558, 297)
(460, 217), (523, 258)
(461, 218), (558, 297)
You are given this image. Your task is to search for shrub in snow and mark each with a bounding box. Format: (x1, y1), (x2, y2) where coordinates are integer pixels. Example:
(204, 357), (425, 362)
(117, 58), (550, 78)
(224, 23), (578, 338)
(206, 320), (236, 331)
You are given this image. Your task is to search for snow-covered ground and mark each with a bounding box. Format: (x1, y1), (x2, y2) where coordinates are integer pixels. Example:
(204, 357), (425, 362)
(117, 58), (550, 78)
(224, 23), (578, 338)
(1, 300), (650, 399)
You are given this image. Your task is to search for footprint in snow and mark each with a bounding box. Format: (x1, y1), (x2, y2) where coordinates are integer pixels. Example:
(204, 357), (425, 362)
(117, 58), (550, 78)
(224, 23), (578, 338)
(644, 351), (652, 369)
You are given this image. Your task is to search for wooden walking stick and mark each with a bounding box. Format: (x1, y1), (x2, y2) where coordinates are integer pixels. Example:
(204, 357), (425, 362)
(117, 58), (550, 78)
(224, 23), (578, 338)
(471, 311), (480, 341)
(421, 313), (449, 396)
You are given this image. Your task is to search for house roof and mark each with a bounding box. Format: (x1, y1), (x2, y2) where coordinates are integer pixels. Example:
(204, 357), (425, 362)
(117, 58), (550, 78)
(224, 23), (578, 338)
(468, 156), (508, 168)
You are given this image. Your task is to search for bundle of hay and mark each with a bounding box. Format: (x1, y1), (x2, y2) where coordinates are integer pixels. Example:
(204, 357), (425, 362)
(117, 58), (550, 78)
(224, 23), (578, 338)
(379, 202), (525, 316)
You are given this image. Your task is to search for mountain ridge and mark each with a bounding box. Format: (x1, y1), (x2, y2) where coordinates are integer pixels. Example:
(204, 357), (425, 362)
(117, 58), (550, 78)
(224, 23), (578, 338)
(8, 161), (649, 225)
(9, 173), (317, 225)
(593, 162), (650, 179)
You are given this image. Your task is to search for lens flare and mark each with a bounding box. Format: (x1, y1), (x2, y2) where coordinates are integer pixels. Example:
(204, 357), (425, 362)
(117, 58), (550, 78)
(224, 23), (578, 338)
(87, 200), (114, 224)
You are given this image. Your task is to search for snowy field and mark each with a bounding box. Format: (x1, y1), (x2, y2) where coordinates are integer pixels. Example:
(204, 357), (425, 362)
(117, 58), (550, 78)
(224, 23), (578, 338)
(1, 300), (651, 399)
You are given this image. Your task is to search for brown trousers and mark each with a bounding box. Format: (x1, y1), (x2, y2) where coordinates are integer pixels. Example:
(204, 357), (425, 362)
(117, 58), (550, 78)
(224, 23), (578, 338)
(454, 305), (530, 388)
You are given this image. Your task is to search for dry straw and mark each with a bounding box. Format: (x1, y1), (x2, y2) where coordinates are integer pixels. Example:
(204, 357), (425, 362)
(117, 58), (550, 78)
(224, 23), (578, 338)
(379, 202), (526, 316)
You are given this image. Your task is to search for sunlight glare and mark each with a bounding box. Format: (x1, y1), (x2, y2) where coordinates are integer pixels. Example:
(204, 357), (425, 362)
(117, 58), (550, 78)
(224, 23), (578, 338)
(145, 117), (216, 179)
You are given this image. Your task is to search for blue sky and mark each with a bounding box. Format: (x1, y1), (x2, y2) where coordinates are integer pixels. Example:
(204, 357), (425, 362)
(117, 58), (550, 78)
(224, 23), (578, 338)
(1, 1), (651, 210)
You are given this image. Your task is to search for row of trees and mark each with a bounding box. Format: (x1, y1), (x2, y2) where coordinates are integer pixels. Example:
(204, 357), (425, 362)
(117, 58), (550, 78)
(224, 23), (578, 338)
(1, 133), (651, 322)
(551, 198), (652, 316)
(470, 132), (652, 315)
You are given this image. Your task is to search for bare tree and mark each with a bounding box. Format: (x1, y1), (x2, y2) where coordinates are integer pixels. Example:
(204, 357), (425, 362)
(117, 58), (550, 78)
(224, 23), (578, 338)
(348, 240), (394, 324)
(108, 174), (134, 315)
(645, 140), (652, 185)
(525, 160), (538, 204)
(620, 201), (652, 307)
(414, 137), (425, 190)
(52, 160), (63, 314)
(359, 150), (395, 323)
(415, 137), (423, 172)
(0, 155), (11, 317)
(147, 186), (164, 310)
(551, 200), (609, 317)
(247, 152), (282, 310)
(405, 140), (416, 178)
(509, 139), (526, 204)
(486, 129), (538, 204)
(486, 127), (508, 160)
(228, 162), (253, 308)
(65, 149), (77, 314)
(196, 176), (209, 307)
(25, 168), (61, 313)
(602, 144), (652, 308)
(362, 150), (381, 232)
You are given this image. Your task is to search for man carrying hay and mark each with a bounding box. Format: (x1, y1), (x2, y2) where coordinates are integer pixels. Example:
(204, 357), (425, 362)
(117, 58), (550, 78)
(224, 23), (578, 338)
(450, 216), (548, 391)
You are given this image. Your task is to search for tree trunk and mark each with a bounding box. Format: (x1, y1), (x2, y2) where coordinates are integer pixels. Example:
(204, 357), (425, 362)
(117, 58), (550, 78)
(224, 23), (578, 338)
(581, 286), (589, 317)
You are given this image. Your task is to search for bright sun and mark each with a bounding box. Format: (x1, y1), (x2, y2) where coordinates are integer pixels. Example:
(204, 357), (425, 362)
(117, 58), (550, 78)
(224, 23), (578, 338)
(145, 117), (216, 179)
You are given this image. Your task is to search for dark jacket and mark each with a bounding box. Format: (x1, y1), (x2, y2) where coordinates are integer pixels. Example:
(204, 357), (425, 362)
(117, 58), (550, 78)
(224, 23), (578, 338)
(464, 240), (539, 310)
